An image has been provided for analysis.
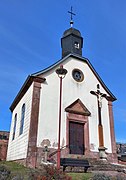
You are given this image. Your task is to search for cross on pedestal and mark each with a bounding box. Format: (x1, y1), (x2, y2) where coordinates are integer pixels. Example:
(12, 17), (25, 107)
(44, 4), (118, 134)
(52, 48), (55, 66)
(90, 84), (109, 159)
(68, 6), (76, 27)
(43, 146), (49, 163)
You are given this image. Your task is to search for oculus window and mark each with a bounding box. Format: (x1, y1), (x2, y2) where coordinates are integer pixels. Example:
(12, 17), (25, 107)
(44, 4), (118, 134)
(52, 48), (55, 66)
(72, 69), (84, 82)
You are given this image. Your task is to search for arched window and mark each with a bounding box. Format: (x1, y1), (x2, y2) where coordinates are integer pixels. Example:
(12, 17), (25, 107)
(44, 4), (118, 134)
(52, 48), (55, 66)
(12, 113), (17, 140)
(19, 103), (25, 135)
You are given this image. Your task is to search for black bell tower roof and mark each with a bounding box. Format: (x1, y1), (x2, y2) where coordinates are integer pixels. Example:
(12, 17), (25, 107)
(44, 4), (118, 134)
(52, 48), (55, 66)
(63, 27), (81, 37)
(61, 27), (83, 58)
(61, 7), (83, 58)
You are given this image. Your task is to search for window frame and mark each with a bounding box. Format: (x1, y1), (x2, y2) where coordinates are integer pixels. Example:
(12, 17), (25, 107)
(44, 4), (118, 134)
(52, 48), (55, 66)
(72, 68), (84, 82)
(19, 103), (25, 135)
(12, 113), (17, 140)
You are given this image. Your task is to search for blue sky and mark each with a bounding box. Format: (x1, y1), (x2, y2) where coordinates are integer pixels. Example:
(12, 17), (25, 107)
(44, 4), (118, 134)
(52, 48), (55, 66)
(0, 1), (126, 143)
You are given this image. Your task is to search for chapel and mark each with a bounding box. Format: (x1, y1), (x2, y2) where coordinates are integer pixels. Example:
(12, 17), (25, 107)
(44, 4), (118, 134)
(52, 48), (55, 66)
(7, 15), (117, 167)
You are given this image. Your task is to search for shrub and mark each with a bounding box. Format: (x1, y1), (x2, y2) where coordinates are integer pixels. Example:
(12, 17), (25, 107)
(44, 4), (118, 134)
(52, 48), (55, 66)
(116, 174), (126, 180)
(92, 173), (111, 180)
(0, 165), (10, 180)
(30, 165), (71, 180)
(0, 161), (71, 180)
(38, 165), (71, 180)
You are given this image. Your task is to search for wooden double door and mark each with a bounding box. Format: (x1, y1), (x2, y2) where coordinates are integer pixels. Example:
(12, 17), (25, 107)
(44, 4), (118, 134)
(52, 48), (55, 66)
(69, 121), (84, 155)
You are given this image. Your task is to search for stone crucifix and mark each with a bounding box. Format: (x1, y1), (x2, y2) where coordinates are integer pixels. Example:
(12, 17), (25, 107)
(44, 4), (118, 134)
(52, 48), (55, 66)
(90, 84), (108, 148)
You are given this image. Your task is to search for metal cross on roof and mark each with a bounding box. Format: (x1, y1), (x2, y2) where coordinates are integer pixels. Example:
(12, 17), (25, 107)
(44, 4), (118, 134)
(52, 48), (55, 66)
(68, 6), (76, 27)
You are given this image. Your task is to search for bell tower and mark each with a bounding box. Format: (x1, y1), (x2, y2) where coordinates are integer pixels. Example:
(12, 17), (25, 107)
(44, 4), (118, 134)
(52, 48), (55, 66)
(61, 7), (83, 58)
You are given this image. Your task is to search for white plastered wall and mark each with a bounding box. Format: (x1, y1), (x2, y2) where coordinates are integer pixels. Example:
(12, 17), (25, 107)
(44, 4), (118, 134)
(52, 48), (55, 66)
(7, 83), (33, 161)
(37, 56), (112, 153)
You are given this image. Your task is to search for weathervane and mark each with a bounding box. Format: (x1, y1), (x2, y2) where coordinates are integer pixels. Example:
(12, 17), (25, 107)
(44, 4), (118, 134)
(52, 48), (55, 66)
(68, 6), (76, 27)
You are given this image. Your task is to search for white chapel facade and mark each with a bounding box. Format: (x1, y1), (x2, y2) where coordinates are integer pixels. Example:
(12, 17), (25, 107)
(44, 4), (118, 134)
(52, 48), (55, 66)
(7, 24), (117, 167)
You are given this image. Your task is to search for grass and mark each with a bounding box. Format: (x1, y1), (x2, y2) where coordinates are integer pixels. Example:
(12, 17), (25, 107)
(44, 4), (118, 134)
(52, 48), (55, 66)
(1, 161), (123, 180)
(0, 160), (27, 172)
(0, 161), (34, 179)
(68, 172), (93, 180)
(0, 161), (93, 179)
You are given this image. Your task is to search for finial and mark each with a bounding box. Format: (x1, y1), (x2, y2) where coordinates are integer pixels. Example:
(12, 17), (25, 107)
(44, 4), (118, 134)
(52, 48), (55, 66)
(68, 6), (76, 27)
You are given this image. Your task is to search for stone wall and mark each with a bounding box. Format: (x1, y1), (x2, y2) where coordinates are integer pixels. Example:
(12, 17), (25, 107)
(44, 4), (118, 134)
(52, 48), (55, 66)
(0, 131), (9, 160)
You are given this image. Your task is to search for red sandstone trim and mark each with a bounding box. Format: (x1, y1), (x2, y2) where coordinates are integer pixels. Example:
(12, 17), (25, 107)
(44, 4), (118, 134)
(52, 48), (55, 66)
(66, 112), (90, 155)
(108, 101), (118, 163)
(108, 101), (116, 154)
(84, 116), (90, 155)
(10, 76), (45, 112)
(26, 81), (42, 168)
(65, 99), (91, 116)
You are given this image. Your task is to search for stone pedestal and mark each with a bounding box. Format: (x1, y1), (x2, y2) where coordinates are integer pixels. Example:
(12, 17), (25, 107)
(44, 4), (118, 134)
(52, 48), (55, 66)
(43, 146), (49, 163)
(98, 147), (107, 159)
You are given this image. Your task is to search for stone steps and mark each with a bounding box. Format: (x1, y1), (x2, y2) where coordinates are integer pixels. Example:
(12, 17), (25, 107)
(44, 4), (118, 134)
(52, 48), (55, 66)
(88, 158), (126, 172)
(60, 157), (126, 173)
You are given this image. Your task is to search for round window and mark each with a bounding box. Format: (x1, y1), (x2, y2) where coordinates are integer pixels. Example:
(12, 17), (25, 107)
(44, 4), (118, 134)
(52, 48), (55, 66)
(72, 69), (84, 82)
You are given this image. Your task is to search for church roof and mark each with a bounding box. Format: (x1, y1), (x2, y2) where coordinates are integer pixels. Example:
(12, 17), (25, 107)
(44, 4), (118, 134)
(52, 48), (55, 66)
(63, 27), (81, 37)
(10, 53), (116, 111)
(32, 53), (116, 102)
